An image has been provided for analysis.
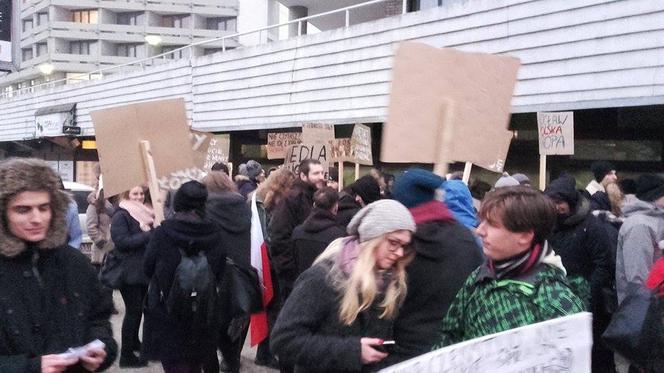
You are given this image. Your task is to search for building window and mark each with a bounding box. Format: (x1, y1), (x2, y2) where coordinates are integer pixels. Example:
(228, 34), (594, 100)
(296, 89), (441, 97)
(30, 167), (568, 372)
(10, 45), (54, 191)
(22, 20), (33, 32)
(117, 12), (140, 26)
(206, 17), (236, 31)
(36, 13), (48, 26)
(116, 44), (137, 57)
(22, 48), (33, 61)
(161, 46), (184, 59)
(36, 43), (47, 56)
(204, 48), (224, 55)
(72, 9), (98, 24)
(161, 15), (187, 28)
(70, 41), (91, 55)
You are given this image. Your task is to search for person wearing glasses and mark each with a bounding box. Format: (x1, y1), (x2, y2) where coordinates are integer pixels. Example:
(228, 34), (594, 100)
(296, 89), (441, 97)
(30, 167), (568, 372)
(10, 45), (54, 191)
(270, 200), (416, 372)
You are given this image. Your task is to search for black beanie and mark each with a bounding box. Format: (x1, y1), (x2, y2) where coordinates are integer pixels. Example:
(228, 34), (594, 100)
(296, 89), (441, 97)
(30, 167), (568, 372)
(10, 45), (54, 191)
(174, 180), (208, 213)
(636, 174), (664, 203)
(591, 161), (616, 182)
(544, 175), (579, 209)
(350, 175), (381, 205)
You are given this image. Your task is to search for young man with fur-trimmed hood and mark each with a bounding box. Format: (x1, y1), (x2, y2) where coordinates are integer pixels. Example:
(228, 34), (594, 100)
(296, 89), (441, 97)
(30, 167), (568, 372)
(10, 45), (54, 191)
(0, 158), (117, 372)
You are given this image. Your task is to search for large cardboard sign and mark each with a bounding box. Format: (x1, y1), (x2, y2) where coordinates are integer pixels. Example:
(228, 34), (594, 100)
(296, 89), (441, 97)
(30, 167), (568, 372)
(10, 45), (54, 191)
(91, 98), (196, 196)
(267, 132), (302, 159)
(382, 42), (520, 173)
(537, 111), (574, 155)
(350, 124), (373, 165)
(191, 130), (230, 170)
(283, 123), (334, 172)
(380, 313), (592, 373)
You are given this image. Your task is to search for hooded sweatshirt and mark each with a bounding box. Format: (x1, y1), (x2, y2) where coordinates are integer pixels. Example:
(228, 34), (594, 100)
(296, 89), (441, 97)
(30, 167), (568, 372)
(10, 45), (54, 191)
(206, 191), (252, 269)
(443, 180), (479, 229)
(616, 199), (664, 303)
(383, 200), (483, 365)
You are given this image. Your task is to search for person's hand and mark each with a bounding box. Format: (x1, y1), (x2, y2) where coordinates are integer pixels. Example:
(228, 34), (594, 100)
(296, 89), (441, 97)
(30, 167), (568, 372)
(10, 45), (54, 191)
(41, 354), (78, 373)
(80, 346), (107, 372)
(360, 338), (388, 364)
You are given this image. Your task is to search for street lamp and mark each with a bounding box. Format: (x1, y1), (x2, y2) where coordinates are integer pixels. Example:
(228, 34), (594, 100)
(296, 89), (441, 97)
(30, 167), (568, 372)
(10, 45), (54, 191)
(145, 35), (162, 46)
(38, 62), (55, 75)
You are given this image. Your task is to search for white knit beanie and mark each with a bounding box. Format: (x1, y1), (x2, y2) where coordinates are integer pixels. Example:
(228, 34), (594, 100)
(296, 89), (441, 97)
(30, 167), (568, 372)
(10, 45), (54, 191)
(347, 199), (416, 242)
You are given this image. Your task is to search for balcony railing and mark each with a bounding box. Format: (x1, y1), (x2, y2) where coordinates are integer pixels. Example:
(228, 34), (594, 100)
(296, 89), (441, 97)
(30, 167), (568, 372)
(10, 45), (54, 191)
(2, 0), (405, 99)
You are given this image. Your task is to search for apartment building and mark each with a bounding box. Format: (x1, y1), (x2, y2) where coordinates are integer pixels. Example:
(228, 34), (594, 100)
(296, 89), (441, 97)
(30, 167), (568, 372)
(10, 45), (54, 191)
(3, 0), (239, 93)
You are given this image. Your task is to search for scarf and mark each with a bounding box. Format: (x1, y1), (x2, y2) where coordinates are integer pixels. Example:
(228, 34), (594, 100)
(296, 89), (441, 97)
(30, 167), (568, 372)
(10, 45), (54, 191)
(119, 199), (155, 232)
(408, 200), (455, 225)
(488, 242), (552, 279)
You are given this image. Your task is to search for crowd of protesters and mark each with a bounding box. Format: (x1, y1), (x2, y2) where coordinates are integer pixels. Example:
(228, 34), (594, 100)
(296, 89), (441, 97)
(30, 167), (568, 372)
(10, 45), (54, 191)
(0, 155), (662, 373)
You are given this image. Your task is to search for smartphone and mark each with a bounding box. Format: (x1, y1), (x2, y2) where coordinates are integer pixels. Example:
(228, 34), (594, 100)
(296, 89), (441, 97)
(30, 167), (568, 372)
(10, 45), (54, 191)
(374, 340), (396, 353)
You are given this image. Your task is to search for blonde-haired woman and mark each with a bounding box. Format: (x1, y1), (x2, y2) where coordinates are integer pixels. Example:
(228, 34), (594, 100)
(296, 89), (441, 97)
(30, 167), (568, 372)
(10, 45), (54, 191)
(271, 199), (416, 372)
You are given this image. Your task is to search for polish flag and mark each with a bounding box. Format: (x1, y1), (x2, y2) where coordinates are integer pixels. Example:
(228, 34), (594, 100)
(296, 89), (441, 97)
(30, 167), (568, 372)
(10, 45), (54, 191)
(249, 193), (274, 346)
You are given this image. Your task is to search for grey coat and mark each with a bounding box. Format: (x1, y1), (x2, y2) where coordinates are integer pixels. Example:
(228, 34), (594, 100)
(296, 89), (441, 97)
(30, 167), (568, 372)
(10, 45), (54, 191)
(270, 260), (393, 372)
(616, 200), (664, 303)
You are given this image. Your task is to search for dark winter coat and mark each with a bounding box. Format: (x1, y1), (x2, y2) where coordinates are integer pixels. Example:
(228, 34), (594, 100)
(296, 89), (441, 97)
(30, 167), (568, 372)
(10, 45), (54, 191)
(382, 201), (483, 366)
(206, 191), (252, 269)
(110, 208), (152, 286)
(236, 177), (258, 199)
(0, 158), (116, 372)
(268, 180), (317, 292)
(549, 197), (613, 309)
(336, 192), (362, 228)
(142, 212), (226, 362)
(271, 261), (393, 373)
(292, 208), (346, 277)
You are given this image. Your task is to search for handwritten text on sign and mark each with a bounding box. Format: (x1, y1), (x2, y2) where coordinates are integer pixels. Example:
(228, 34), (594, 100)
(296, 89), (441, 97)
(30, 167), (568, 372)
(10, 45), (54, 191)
(537, 111), (574, 155)
(380, 312), (592, 373)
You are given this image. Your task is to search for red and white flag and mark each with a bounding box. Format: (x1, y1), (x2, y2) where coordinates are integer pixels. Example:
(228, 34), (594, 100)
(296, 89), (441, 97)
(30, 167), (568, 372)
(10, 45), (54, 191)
(249, 193), (274, 346)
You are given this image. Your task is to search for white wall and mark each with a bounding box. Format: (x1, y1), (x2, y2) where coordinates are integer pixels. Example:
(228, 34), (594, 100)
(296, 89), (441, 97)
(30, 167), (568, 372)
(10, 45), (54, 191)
(237, 0), (269, 46)
(0, 0), (663, 140)
(0, 41), (11, 62)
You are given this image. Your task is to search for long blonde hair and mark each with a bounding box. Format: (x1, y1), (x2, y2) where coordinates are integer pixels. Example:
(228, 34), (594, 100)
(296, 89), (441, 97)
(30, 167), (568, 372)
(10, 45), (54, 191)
(255, 168), (295, 210)
(315, 236), (412, 325)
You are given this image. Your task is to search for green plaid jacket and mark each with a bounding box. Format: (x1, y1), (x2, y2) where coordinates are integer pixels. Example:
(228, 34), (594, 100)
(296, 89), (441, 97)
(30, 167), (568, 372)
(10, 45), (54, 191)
(432, 263), (585, 349)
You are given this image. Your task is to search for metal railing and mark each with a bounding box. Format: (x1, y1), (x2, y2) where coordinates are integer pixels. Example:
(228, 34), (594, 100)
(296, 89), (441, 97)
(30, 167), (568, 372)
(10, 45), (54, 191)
(2, 0), (407, 100)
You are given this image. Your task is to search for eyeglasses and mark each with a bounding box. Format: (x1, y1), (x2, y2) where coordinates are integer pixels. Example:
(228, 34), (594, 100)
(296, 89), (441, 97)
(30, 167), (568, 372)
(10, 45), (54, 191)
(386, 237), (413, 255)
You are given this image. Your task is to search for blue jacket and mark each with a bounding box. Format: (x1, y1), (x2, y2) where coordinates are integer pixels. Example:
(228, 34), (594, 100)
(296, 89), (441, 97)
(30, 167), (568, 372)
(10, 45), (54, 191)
(443, 180), (478, 229)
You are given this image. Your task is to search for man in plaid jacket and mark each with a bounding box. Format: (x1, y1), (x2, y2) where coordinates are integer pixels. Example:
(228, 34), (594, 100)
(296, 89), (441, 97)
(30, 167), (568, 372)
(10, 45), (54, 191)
(433, 186), (584, 348)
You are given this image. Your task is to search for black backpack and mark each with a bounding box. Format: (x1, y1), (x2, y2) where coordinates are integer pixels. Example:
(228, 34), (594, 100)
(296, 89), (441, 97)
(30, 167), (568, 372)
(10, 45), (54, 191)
(166, 248), (219, 335)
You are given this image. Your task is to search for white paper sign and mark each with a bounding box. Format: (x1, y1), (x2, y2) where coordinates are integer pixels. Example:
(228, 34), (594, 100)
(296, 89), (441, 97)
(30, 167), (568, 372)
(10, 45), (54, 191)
(537, 111), (574, 155)
(379, 312), (592, 373)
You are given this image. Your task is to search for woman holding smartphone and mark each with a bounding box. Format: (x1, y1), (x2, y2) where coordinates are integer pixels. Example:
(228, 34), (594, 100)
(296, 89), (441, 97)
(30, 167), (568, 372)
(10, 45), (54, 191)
(271, 199), (416, 372)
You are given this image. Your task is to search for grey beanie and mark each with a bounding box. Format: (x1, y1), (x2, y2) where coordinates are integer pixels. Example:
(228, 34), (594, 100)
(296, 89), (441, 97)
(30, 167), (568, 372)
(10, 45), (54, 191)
(494, 172), (520, 189)
(347, 199), (416, 242)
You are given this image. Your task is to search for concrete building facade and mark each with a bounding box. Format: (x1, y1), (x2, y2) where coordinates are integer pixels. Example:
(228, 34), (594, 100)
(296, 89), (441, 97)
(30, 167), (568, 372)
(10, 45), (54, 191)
(3, 0), (239, 92)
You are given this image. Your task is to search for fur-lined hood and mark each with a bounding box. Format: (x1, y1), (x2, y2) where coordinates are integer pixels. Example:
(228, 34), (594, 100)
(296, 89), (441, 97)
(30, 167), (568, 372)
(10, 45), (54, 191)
(0, 158), (70, 257)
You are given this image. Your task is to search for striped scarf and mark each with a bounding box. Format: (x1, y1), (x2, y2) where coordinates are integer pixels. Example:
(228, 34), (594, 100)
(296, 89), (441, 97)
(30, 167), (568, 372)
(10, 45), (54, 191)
(489, 242), (551, 279)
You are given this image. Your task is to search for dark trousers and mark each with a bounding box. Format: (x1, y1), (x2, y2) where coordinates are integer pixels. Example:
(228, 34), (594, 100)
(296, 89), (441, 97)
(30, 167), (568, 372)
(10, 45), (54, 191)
(162, 360), (202, 373)
(119, 284), (147, 356)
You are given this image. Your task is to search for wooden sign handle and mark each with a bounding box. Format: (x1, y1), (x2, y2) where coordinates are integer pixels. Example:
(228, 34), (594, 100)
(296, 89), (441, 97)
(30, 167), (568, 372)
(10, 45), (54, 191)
(338, 162), (344, 192)
(539, 154), (547, 191)
(462, 162), (472, 184)
(433, 101), (455, 177)
(140, 140), (165, 226)
(354, 163), (360, 181)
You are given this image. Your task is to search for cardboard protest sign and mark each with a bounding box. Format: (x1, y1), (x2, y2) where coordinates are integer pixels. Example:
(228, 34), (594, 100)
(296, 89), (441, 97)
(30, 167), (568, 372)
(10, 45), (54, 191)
(191, 130), (230, 170)
(350, 124), (373, 165)
(380, 312), (592, 373)
(382, 42), (520, 173)
(283, 123), (334, 172)
(537, 111), (574, 155)
(267, 132), (302, 159)
(91, 98), (196, 196)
